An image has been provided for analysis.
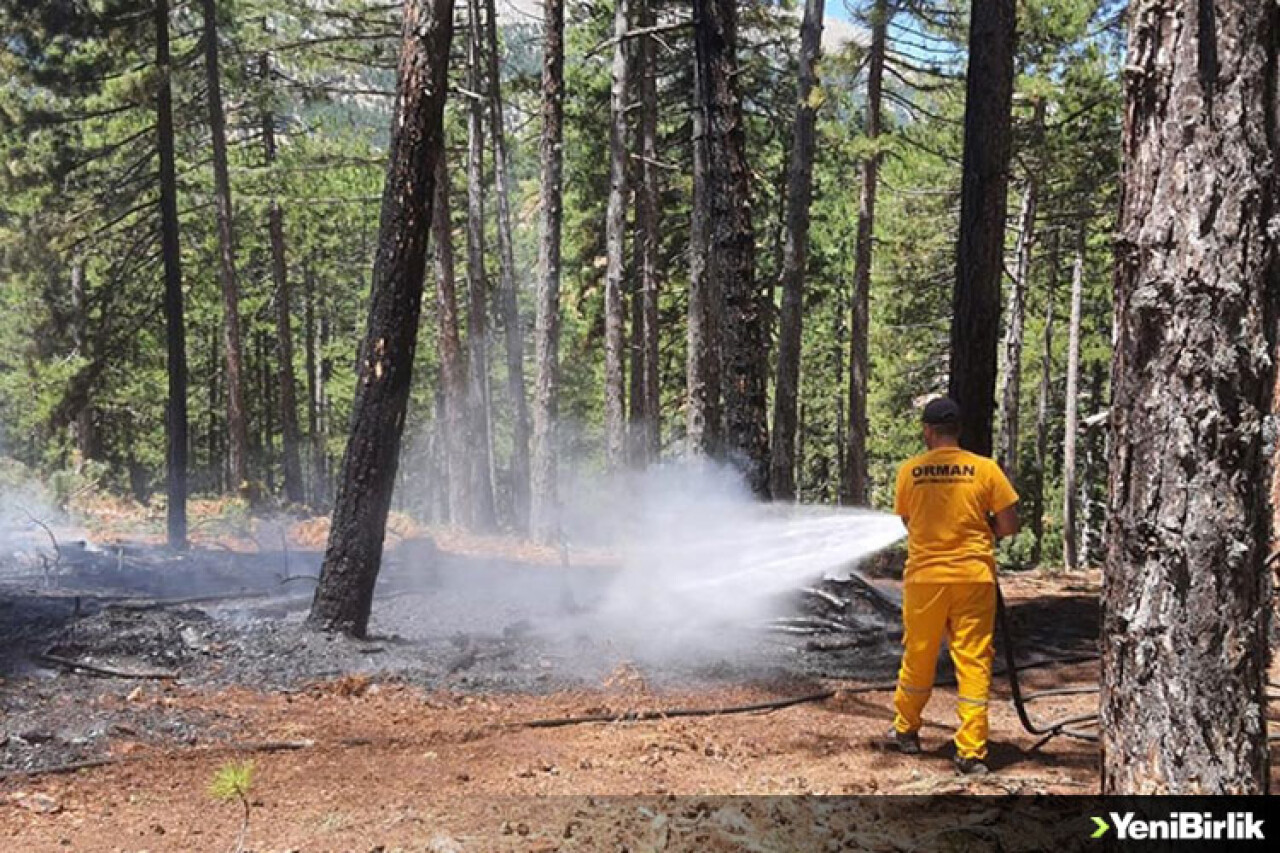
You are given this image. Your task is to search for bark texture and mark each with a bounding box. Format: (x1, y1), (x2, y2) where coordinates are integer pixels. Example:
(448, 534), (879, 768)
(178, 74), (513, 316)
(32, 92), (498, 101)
(261, 52), (304, 505)
(201, 0), (250, 495)
(1031, 230), (1059, 566)
(308, 0), (454, 637)
(636, 0), (661, 463)
(1101, 0), (1277, 794)
(530, 0), (565, 543)
(432, 156), (471, 526)
(947, 0), (1016, 457)
(692, 0), (769, 497)
(464, 0), (497, 529)
(1062, 231), (1085, 571)
(603, 0), (631, 471)
(840, 0), (887, 506)
(768, 0), (824, 502)
(483, 0), (531, 528)
(998, 101), (1044, 480)
(155, 0), (187, 549)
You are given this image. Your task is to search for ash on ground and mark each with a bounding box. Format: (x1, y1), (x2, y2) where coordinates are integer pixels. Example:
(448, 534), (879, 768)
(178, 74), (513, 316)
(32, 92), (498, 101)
(0, 536), (903, 775)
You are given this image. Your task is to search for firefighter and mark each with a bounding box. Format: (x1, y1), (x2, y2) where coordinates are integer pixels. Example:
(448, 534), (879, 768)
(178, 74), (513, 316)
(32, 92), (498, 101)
(887, 396), (1019, 775)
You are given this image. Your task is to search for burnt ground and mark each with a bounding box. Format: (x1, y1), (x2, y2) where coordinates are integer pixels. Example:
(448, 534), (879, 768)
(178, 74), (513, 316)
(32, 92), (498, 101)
(0, 535), (920, 778)
(5, 533), (1258, 852)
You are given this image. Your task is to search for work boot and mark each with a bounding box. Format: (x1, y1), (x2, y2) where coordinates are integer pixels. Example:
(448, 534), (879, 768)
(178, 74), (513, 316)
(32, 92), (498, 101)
(886, 727), (921, 755)
(954, 755), (990, 776)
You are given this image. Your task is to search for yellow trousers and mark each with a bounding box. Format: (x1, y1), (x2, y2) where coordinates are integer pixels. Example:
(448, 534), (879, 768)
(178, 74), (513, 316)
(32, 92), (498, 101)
(892, 582), (995, 760)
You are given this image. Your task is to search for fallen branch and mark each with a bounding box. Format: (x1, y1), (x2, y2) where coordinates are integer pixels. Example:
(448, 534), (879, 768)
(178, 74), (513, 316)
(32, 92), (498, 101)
(36, 652), (178, 681)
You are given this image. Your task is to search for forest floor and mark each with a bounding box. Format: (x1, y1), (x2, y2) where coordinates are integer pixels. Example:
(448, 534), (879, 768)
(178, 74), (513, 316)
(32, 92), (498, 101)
(1, 502), (1277, 852)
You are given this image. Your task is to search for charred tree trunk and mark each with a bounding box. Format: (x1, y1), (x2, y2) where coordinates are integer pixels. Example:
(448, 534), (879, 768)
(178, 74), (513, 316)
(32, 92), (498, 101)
(1101, 0), (1277, 794)
(693, 0), (769, 496)
(201, 0), (250, 496)
(261, 53), (304, 506)
(603, 0), (631, 471)
(1061, 228), (1085, 572)
(530, 0), (565, 543)
(768, 0), (824, 502)
(636, 0), (661, 463)
(482, 0), (531, 528)
(841, 0), (888, 506)
(464, 0), (497, 529)
(947, 0), (1016, 457)
(156, 0), (187, 549)
(307, 0), (454, 637)
(998, 101), (1044, 480)
(432, 155), (471, 526)
(1031, 230), (1059, 567)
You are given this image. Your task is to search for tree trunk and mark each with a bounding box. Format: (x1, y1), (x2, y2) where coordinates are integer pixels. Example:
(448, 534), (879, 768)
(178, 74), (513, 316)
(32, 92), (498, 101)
(841, 0), (888, 507)
(530, 0), (565, 543)
(636, 0), (661, 463)
(432, 155), (471, 526)
(155, 0), (187, 549)
(603, 0), (631, 471)
(997, 101), (1044, 480)
(1101, 0), (1277, 794)
(693, 0), (769, 497)
(464, 0), (497, 529)
(69, 261), (98, 465)
(261, 52), (305, 505)
(200, 0), (250, 497)
(768, 0), (824, 502)
(686, 5), (721, 461)
(482, 0), (531, 528)
(307, 0), (454, 637)
(947, 0), (1016, 457)
(303, 264), (323, 507)
(1061, 229), (1084, 572)
(1031, 230), (1059, 567)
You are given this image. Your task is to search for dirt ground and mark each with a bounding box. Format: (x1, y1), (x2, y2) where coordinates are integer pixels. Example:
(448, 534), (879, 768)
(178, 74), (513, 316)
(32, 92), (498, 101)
(1, 516), (1277, 852)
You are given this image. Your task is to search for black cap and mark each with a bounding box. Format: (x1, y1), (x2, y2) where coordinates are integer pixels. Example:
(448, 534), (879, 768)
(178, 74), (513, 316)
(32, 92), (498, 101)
(922, 396), (961, 425)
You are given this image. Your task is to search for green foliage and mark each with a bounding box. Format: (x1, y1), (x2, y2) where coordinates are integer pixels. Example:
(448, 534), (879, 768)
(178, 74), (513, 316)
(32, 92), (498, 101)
(209, 759), (255, 803)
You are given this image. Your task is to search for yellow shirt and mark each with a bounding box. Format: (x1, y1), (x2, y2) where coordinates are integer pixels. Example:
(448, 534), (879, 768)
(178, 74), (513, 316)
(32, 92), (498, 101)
(893, 446), (1019, 585)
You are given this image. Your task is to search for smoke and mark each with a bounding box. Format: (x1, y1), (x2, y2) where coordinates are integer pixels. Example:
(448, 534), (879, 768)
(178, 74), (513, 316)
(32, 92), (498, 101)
(554, 460), (906, 668)
(0, 459), (71, 578)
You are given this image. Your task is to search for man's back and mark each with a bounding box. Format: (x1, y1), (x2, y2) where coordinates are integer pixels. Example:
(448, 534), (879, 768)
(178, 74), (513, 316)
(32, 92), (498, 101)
(894, 447), (1018, 585)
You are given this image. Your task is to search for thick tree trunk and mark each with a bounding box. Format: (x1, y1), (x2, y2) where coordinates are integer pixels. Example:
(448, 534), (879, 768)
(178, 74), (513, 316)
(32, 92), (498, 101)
(1031, 230), (1059, 567)
(603, 0), (631, 471)
(432, 155), (471, 526)
(155, 0), (187, 549)
(464, 0), (497, 529)
(1061, 229), (1085, 571)
(482, 0), (531, 528)
(530, 0), (565, 543)
(947, 0), (1016, 457)
(841, 0), (888, 507)
(1101, 0), (1277, 794)
(768, 0), (824, 502)
(200, 0), (250, 496)
(997, 102), (1043, 480)
(693, 0), (769, 497)
(307, 0), (454, 637)
(261, 53), (304, 506)
(636, 0), (661, 463)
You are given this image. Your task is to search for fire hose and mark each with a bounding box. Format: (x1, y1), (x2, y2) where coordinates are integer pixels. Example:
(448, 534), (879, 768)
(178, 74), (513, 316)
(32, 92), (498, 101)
(996, 581), (1280, 745)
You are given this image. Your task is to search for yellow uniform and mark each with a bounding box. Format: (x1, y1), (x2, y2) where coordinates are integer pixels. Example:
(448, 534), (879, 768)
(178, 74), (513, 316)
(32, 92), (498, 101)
(891, 447), (1018, 760)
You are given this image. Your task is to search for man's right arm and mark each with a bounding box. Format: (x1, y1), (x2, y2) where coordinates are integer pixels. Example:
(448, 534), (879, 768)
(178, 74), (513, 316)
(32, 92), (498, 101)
(991, 504), (1019, 539)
